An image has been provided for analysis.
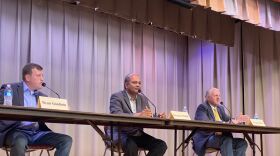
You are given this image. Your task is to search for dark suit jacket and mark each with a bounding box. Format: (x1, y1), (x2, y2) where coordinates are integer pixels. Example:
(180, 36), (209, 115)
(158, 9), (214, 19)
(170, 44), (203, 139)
(108, 90), (149, 145)
(0, 82), (51, 147)
(192, 102), (231, 156)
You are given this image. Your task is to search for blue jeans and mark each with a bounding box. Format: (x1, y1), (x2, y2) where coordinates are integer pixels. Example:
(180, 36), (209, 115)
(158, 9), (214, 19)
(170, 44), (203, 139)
(5, 130), (72, 156)
(206, 135), (248, 156)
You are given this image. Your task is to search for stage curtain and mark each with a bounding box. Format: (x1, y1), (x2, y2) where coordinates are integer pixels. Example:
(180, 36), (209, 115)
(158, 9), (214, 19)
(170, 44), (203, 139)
(1, 0), (280, 155)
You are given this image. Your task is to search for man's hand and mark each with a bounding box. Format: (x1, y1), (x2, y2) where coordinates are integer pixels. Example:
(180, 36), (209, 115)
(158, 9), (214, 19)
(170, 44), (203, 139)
(158, 112), (166, 118)
(233, 114), (250, 124)
(231, 118), (239, 124)
(135, 106), (153, 118)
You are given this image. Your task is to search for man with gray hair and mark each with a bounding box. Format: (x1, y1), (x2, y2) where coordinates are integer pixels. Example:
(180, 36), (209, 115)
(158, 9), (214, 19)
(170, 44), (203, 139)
(108, 73), (167, 156)
(192, 87), (248, 156)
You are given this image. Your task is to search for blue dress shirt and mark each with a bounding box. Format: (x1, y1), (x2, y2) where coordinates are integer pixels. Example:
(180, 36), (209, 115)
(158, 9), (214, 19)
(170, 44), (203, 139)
(17, 82), (39, 131)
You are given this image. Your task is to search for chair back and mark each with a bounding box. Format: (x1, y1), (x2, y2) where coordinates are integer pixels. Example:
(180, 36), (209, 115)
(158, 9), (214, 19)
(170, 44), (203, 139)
(103, 126), (123, 152)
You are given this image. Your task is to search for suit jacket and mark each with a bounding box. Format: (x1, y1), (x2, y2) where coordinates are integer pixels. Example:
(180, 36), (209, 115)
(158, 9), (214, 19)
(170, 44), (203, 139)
(0, 82), (51, 147)
(108, 90), (149, 145)
(192, 102), (231, 156)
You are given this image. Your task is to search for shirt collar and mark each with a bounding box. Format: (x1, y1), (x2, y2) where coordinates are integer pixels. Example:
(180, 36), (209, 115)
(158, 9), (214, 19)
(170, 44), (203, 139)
(208, 102), (217, 109)
(126, 91), (137, 101)
(23, 81), (36, 95)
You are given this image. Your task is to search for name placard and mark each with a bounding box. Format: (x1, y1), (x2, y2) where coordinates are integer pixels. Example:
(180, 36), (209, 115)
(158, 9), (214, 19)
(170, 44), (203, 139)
(248, 119), (266, 127)
(169, 111), (191, 120)
(38, 96), (69, 110)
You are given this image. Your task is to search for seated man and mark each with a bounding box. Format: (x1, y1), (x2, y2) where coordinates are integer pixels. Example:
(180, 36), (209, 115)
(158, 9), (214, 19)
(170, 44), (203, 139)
(0, 63), (72, 156)
(108, 73), (167, 156)
(193, 87), (248, 156)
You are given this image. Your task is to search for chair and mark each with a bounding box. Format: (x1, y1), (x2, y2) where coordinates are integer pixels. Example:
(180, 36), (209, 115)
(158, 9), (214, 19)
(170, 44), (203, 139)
(3, 144), (55, 156)
(192, 147), (220, 156)
(88, 122), (147, 156)
(191, 137), (220, 156)
(103, 126), (147, 156)
(204, 147), (219, 156)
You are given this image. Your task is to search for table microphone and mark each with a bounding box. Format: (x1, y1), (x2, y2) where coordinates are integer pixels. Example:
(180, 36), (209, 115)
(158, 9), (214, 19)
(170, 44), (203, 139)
(220, 101), (232, 123)
(42, 82), (61, 98)
(138, 89), (157, 117)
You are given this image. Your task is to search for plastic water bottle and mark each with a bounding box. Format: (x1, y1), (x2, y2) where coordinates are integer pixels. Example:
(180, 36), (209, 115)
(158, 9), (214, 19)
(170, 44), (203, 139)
(183, 106), (188, 113)
(253, 113), (259, 119)
(4, 84), (13, 105)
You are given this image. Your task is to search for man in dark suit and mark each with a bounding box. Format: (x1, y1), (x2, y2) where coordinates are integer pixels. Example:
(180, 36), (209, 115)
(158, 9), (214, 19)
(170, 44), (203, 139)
(109, 73), (167, 156)
(193, 88), (248, 156)
(0, 63), (72, 156)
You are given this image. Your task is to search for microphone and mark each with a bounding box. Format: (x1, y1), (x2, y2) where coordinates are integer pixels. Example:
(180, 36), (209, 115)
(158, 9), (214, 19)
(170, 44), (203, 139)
(138, 89), (157, 118)
(220, 101), (232, 123)
(42, 82), (61, 98)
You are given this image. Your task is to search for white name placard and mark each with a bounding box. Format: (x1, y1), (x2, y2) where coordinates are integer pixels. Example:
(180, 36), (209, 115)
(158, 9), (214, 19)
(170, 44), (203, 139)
(169, 111), (191, 120)
(248, 119), (266, 127)
(38, 96), (69, 110)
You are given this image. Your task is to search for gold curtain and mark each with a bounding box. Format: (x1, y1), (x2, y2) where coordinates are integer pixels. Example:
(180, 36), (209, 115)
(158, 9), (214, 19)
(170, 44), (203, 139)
(193, 0), (280, 31)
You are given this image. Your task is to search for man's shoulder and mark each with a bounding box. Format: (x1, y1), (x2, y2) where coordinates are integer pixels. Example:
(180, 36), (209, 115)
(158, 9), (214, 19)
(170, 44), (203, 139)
(110, 91), (126, 107)
(197, 102), (209, 108)
(195, 102), (212, 113)
(110, 90), (125, 98)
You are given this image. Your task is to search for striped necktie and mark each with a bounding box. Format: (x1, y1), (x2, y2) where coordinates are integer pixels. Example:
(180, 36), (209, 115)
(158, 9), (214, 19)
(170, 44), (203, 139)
(213, 107), (221, 121)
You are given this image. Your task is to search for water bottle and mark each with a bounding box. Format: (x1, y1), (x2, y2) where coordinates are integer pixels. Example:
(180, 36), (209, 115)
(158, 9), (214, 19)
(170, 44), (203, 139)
(4, 84), (13, 105)
(183, 106), (188, 113)
(253, 113), (259, 119)
(183, 106), (190, 120)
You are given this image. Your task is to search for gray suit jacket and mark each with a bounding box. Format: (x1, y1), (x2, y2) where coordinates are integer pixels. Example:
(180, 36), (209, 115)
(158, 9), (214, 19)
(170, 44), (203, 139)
(192, 102), (231, 156)
(108, 90), (149, 145)
(0, 82), (51, 147)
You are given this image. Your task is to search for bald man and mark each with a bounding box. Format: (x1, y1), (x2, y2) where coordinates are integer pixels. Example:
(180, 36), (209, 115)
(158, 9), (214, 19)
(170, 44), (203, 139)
(192, 88), (248, 156)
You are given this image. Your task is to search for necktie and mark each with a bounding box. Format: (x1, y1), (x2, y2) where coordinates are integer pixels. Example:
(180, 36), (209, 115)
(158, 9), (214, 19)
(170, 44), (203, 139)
(33, 91), (39, 104)
(213, 107), (221, 121)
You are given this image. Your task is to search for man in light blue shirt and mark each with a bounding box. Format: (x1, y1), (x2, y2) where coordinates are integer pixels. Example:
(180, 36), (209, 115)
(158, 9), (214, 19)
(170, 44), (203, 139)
(16, 82), (40, 130)
(0, 63), (72, 156)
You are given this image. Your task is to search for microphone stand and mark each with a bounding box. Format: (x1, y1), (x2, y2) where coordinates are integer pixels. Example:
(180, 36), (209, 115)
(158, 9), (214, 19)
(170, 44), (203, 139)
(220, 101), (232, 123)
(138, 90), (157, 118)
(42, 82), (61, 98)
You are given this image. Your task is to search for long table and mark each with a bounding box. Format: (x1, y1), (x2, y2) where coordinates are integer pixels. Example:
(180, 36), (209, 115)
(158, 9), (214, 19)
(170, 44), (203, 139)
(0, 105), (279, 156)
(168, 119), (280, 156)
(0, 105), (167, 156)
